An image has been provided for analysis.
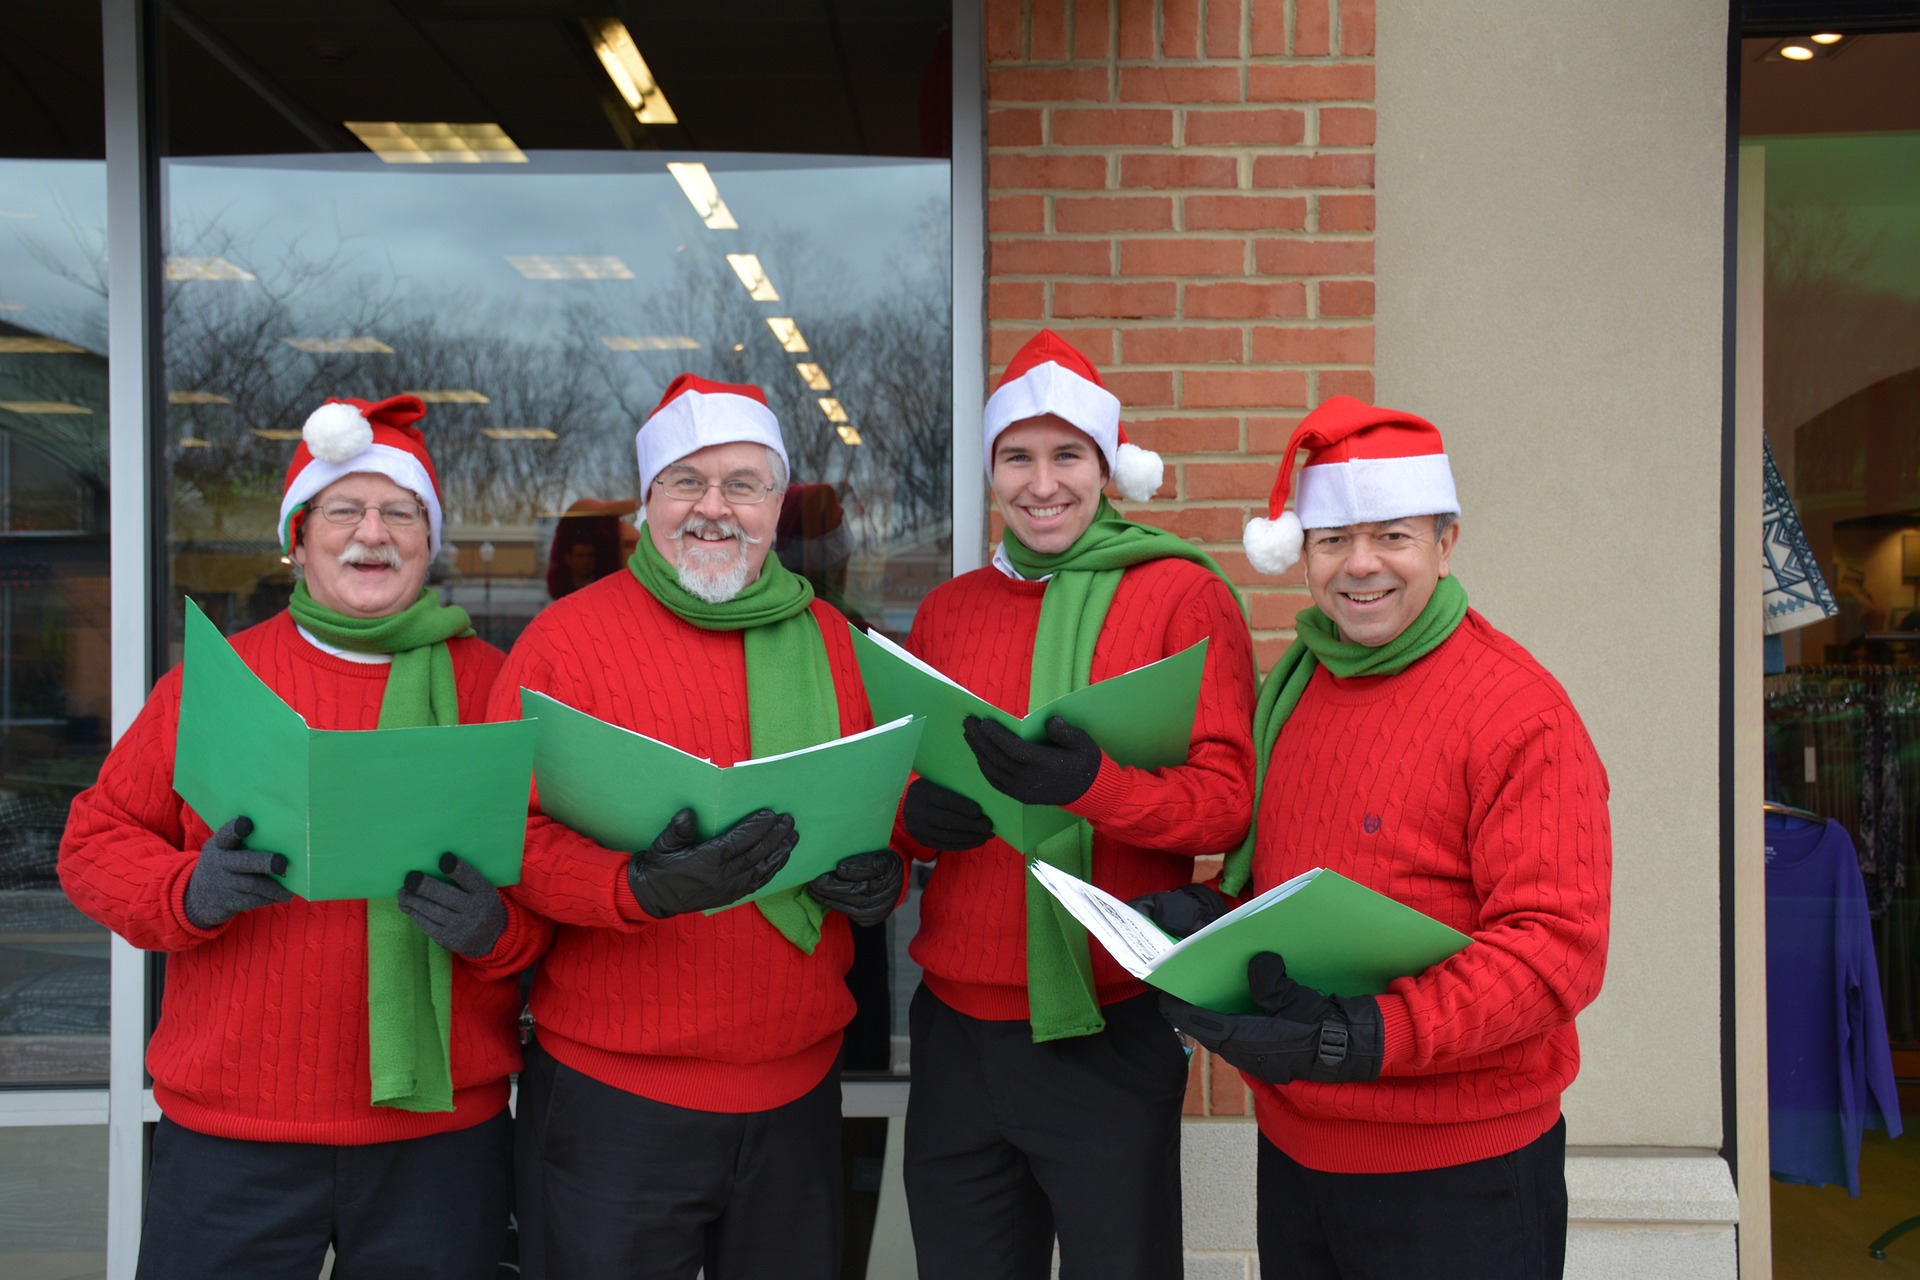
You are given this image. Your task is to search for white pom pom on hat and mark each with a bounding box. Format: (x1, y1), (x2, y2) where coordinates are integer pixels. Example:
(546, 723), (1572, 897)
(301, 400), (374, 463)
(1244, 396), (1460, 575)
(983, 329), (1164, 500)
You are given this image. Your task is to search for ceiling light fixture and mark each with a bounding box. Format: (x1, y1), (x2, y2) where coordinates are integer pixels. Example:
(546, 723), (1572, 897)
(0, 400), (90, 414)
(1810, 32), (1844, 44)
(169, 390), (231, 405)
(726, 254), (780, 301)
(584, 19), (678, 125)
(666, 162), (738, 230)
(481, 427), (559, 440)
(766, 318), (810, 353)
(506, 254), (634, 280)
(0, 300), (27, 311)
(344, 121), (527, 164)
(252, 428), (304, 440)
(795, 363), (831, 391)
(836, 424), (862, 446)
(404, 389), (491, 403)
(0, 336), (84, 354)
(281, 337), (395, 354)
(602, 335), (701, 350)
(168, 257), (256, 280)
(1780, 44), (1814, 59)
(178, 437), (212, 448)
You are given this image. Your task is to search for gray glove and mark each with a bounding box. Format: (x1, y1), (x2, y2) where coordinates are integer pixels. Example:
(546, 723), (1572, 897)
(628, 807), (798, 919)
(807, 850), (905, 927)
(398, 854), (508, 959)
(183, 816), (293, 930)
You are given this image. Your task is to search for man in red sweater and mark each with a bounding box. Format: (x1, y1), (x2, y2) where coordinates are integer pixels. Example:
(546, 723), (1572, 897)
(1145, 397), (1612, 1280)
(495, 374), (905, 1279)
(59, 396), (546, 1279)
(894, 331), (1258, 1280)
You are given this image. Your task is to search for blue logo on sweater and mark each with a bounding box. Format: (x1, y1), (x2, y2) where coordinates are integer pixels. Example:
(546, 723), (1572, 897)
(1362, 814), (1382, 834)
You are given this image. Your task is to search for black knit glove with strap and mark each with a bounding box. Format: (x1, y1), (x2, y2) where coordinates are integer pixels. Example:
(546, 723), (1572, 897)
(1130, 883), (1233, 940)
(807, 850), (905, 927)
(628, 807), (797, 919)
(398, 854), (508, 959)
(183, 816), (293, 930)
(962, 714), (1103, 807)
(902, 777), (995, 851)
(1159, 952), (1384, 1085)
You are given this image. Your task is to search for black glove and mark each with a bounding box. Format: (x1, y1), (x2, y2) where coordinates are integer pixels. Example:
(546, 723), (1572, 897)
(183, 816), (294, 929)
(962, 714), (1103, 807)
(628, 807), (797, 919)
(398, 853), (508, 959)
(807, 850), (905, 927)
(1130, 883), (1232, 940)
(1159, 952), (1384, 1085)
(902, 777), (995, 851)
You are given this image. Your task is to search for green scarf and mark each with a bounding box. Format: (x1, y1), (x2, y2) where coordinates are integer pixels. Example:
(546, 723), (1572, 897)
(627, 527), (837, 952)
(288, 581), (475, 1112)
(1219, 575), (1469, 896)
(1003, 497), (1243, 1041)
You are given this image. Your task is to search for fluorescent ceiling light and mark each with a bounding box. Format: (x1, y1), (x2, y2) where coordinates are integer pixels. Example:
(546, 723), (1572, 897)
(1811, 32), (1844, 44)
(836, 424), (862, 446)
(0, 401), (91, 414)
(404, 389), (491, 403)
(169, 390), (231, 405)
(817, 397), (849, 424)
(766, 318), (809, 353)
(1780, 44), (1814, 59)
(178, 437), (212, 448)
(726, 254), (780, 301)
(0, 336), (84, 354)
(0, 300), (25, 311)
(506, 255), (634, 280)
(481, 427), (559, 440)
(344, 121), (527, 164)
(795, 363), (831, 391)
(602, 335), (701, 350)
(253, 429), (304, 440)
(585, 19), (678, 125)
(168, 257), (255, 281)
(666, 162), (738, 230)
(281, 337), (395, 354)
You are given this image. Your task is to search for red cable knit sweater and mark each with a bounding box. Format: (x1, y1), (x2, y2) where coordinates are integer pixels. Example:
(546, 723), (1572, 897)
(489, 570), (872, 1113)
(58, 612), (547, 1144)
(896, 557), (1258, 1019)
(1249, 610), (1611, 1174)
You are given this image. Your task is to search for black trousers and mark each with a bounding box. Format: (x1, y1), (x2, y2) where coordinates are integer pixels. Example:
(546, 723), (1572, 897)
(903, 983), (1189, 1280)
(515, 1036), (843, 1280)
(1256, 1116), (1569, 1280)
(137, 1110), (512, 1280)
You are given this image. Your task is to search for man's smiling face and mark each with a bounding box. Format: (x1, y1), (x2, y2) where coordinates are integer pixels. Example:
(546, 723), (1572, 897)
(645, 441), (784, 602)
(990, 414), (1108, 555)
(1302, 515), (1460, 648)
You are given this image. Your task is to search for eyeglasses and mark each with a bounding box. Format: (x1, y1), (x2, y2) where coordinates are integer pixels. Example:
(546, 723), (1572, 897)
(653, 474), (777, 505)
(316, 500), (425, 527)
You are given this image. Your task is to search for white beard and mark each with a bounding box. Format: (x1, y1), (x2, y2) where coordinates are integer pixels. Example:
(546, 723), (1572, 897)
(670, 515), (757, 603)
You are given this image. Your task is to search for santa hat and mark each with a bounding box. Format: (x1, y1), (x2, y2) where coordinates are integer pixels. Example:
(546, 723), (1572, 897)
(982, 330), (1163, 502)
(1243, 395), (1460, 575)
(278, 394), (444, 556)
(636, 373), (788, 498)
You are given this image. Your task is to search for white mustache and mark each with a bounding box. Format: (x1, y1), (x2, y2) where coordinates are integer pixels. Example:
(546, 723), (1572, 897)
(338, 541), (403, 569)
(669, 515), (764, 548)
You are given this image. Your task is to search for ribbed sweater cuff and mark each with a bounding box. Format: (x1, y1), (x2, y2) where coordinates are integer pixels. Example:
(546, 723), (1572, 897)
(154, 1081), (509, 1146)
(1064, 753), (1130, 823)
(1375, 993), (1417, 1072)
(170, 864), (222, 945)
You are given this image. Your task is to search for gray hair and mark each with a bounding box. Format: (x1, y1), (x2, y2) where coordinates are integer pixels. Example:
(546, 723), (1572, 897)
(1433, 511), (1458, 541)
(765, 446), (789, 492)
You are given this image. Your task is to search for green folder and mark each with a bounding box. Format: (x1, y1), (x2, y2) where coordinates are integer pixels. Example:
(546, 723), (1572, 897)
(850, 628), (1208, 855)
(172, 600), (536, 901)
(520, 689), (924, 910)
(1028, 861), (1471, 1014)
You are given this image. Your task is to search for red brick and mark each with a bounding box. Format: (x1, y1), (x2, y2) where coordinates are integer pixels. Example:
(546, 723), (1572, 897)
(988, 195), (1045, 233)
(1252, 324), (1374, 363)
(1125, 416), (1242, 453)
(1056, 195), (1174, 232)
(1103, 368), (1176, 410)
(1127, 503), (1247, 541)
(1183, 1052), (1205, 1115)
(1186, 369), (1310, 410)
(1053, 280), (1179, 317)
(988, 67), (1111, 103)
(1295, 0), (1331, 56)
(1053, 108), (1174, 146)
(1117, 0), (1156, 58)
(1248, 64), (1375, 103)
(1318, 369), (1376, 401)
(1215, 548), (1307, 591)
(1186, 460), (1285, 500)
(1120, 153), (1238, 189)
(1184, 280), (1308, 319)
(1185, 108), (1307, 146)
(1119, 65), (1243, 103)
(1254, 635), (1296, 671)
(993, 237), (1111, 275)
(1254, 237), (1374, 275)
(987, 108), (1043, 148)
(1120, 327), (1243, 364)
(989, 280), (1046, 320)
(1209, 1049), (1250, 1114)
(1207, 0), (1242, 57)
(1250, 0), (1287, 55)
(1074, 0), (1111, 59)
(985, 0), (1024, 61)
(991, 325), (1115, 365)
(1032, 0), (1070, 60)
(1119, 238), (1245, 276)
(1320, 106), (1376, 146)
(1340, 0), (1377, 55)
(1251, 591), (1320, 636)
(1164, 0), (1201, 58)
(1185, 194), (1308, 232)
(1319, 279), (1375, 316)
(990, 153), (1108, 190)
(1248, 416), (1304, 453)
(1252, 153), (1375, 189)
(1318, 193), (1375, 232)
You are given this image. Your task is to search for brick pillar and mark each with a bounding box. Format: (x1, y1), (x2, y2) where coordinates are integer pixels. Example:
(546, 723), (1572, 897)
(984, 0), (1376, 676)
(984, 0), (1376, 1117)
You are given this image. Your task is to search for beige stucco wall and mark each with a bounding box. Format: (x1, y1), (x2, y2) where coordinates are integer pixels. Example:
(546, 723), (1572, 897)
(1374, 0), (1731, 1150)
